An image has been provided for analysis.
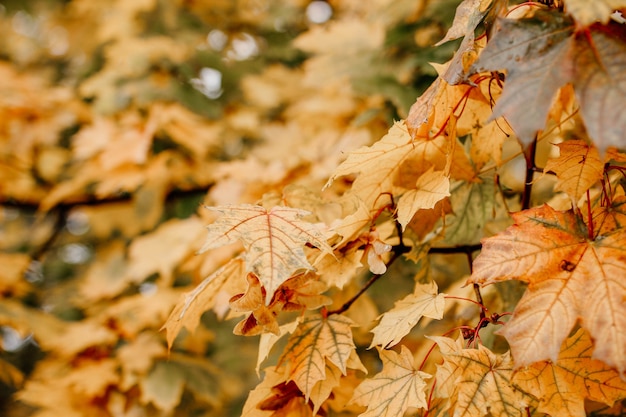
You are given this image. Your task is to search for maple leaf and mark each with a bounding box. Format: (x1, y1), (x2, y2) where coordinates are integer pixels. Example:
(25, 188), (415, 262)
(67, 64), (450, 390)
(327, 121), (471, 212)
(199, 204), (332, 304)
(469, 205), (626, 376)
(396, 168), (450, 230)
(279, 314), (359, 400)
(470, 11), (574, 147)
(471, 11), (626, 152)
(350, 346), (431, 416)
(513, 328), (626, 417)
(543, 140), (604, 202)
(435, 0), (493, 46)
(430, 336), (533, 417)
(369, 281), (445, 349)
(162, 257), (245, 349)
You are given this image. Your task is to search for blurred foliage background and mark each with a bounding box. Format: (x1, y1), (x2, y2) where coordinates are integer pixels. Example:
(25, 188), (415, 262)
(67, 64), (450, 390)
(0, 0), (460, 415)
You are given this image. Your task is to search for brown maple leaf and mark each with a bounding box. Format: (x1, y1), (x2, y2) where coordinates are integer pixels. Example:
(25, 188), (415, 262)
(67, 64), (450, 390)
(471, 10), (626, 153)
(469, 204), (626, 377)
(199, 204), (332, 304)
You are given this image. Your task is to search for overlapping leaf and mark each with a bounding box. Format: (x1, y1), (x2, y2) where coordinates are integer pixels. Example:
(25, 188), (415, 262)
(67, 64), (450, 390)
(396, 168), (450, 230)
(469, 205), (626, 376)
(162, 258), (245, 349)
(200, 205), (332, 304)
(430, 336), (533, 417)
(513, 328), (626, 417)
(369, 281), (445, 349)
(543, 140), (604, 202)
(351, 346), (431, 417)
(471, 10), (626, 152)
(279, 314), (359, 400)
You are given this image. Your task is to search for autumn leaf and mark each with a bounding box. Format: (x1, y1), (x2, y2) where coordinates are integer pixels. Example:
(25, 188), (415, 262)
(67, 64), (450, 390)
(350, 346), (431, 416)
(435, 0), (493, 46)
(369, 281), (445, 349)
(443, 174), (498, 245)
(430, 336), (533, 417)
(396, 168), (450, 230)
(471, 10), (626, 152)
(469, 205), (626, 376)
(162, 258), (245, 349)
(279, 314), (359, 400)
(470, 11), (574, 147)
(513, 328), (626, 417)
(543, 140), (604, 202)
(199, 204), (332, 304)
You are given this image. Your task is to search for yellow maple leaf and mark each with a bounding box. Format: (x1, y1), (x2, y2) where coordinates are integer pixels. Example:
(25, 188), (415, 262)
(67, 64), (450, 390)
(279, 314), (359, 400)
(469, 204), (626, 377)
(351, 345), (431, 416)
(369, 281), (445, 349)
(326, 121), (461, 211)
(543, 140), (604, 202)
(162, 257), (245, 349)
(513, 328), (626, 417)
(396, 168), (450, 230)
(430, 336), (534, 417)
(199, 204), (332, 304)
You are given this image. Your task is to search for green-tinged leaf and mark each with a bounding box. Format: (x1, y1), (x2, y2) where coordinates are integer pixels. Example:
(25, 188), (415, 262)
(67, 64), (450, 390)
(443, 175), (497, 245)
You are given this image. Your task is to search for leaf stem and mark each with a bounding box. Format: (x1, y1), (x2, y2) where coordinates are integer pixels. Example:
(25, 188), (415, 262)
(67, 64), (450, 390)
(444, 295), (487, 311)
(586, 189), (594, 240)
(521, 135), (538, 210)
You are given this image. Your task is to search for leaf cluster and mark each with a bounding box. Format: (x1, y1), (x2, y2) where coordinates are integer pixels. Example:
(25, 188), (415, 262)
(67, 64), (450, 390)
(2, 1), (626, 417)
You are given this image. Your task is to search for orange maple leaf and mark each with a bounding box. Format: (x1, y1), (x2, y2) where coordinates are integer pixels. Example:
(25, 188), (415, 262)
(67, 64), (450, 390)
(350, 346), (431, 416)
(199, 204), (332, 304)
(513, 328), (626, 417)
(469, 204), (626, 377)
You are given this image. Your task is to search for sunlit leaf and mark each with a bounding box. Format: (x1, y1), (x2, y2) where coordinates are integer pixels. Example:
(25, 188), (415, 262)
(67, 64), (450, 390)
(350, 346), (431, 416)
(513, 328), (626, 417)
(397, 168), (450, 230)
(200, 205), (332, 304)
(543, 140), (604, 202)
(279, 314), (358, 399)
(469, 205), (626, 376)
(430, 336), (533, 417)
(369, 281), (445, 349)
(162, 257), (245, 349)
